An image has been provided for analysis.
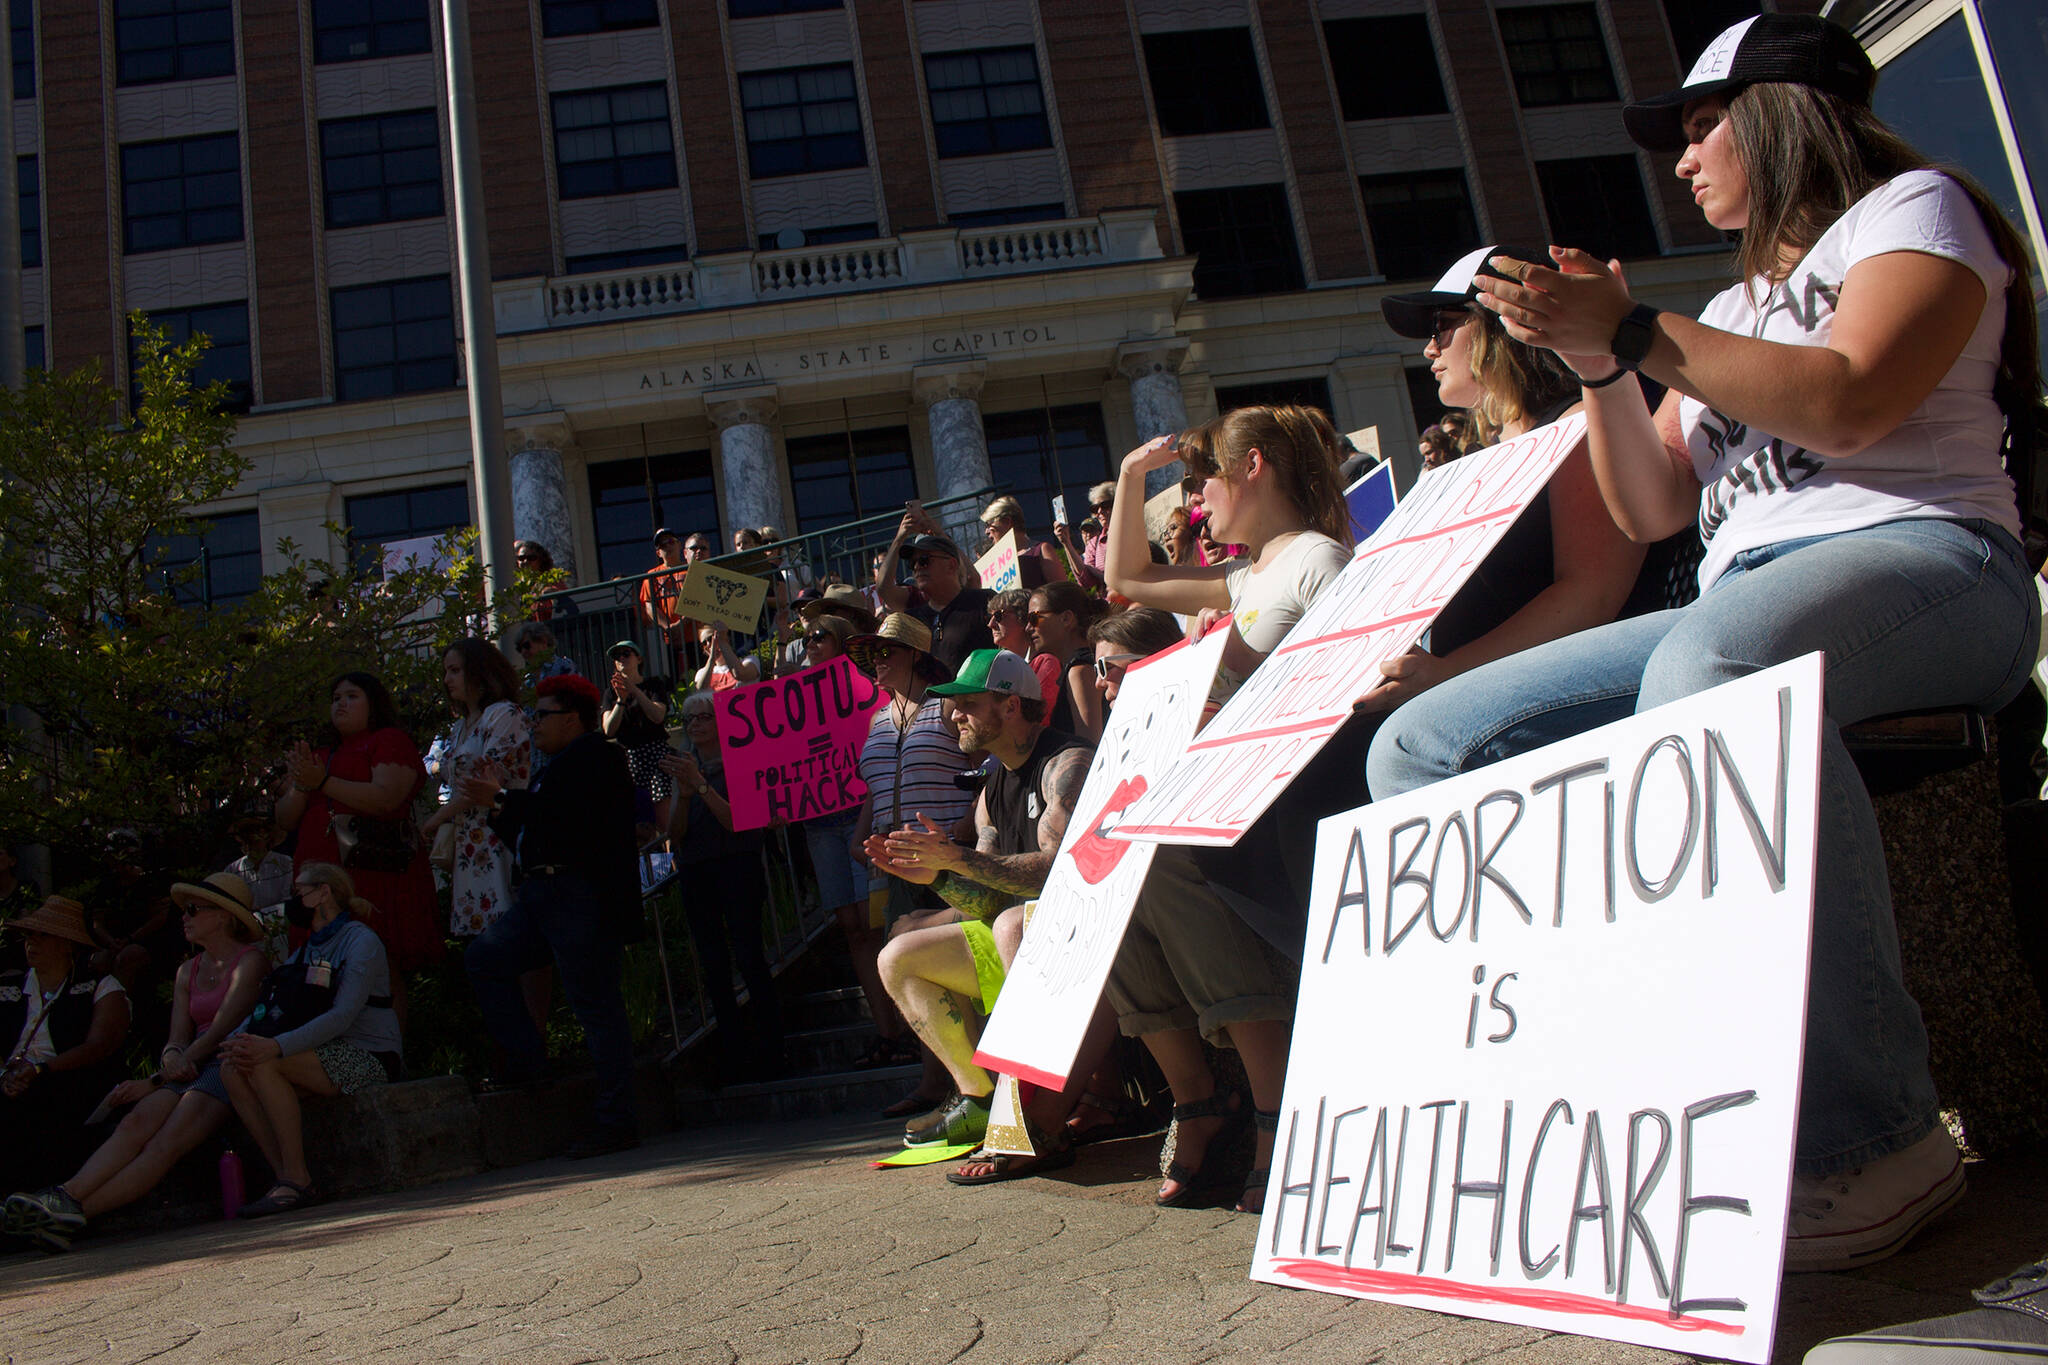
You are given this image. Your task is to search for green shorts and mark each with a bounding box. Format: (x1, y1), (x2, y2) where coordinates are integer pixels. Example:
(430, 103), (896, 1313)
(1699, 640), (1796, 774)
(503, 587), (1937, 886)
(960, 918), (1006, 1012)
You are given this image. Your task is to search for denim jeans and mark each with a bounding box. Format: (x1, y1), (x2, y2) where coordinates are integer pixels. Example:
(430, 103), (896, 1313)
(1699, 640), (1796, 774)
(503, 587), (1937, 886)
(1367, 517), (2042, 1173)
(466, 870), (638, 1132)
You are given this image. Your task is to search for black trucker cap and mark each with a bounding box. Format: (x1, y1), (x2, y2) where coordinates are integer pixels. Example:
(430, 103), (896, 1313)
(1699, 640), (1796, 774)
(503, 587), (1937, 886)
(1622, 14), (1876, 153)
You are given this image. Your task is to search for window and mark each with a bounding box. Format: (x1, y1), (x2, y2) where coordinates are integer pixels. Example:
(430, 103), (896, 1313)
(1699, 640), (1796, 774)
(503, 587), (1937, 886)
(1142, 30), (1269, 137)
(313, 0), (431, 64)
(542, 0), (657, 37)
(23, 325), (41, 372)
(728, 0), (841, 15)
(1537, 155), (1659, 260)
(10, 0), (32, 99)
(345, 482), (469, 575)
(587, 453), (718, 582)
(331, 275), (457, 401)
(553, 83), (678, 199)
(1358, 168), (1481, 281)
(131, 301), (252, 413)
(925, 46), (1051, 159)
(321, 109), (442, 228)
(739, 64), (865, 178)
(17, 155), (36, 268)
(949, 203), (1066, 227)
(1498, 3), (1617, 107)
(755, 222), (876, 250)
(114, 0), (234, 86)
(785, 427), (916, 534)
(1173, 184), (1303, 298)
(121, 133), (242, 253)
(1324, 16), (1447, 121)
(982, 406), (1111, 533)
(145, 508), (260, 608)
(564, 243), (690, 273)
(1214, 377), (1333, 418)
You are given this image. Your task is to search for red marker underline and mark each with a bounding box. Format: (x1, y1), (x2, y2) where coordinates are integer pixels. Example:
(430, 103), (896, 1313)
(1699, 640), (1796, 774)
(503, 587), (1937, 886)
(1267, 1260), (1745, 1337)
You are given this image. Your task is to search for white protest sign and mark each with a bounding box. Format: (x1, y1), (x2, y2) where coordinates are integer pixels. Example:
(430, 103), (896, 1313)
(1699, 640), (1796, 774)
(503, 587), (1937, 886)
(1052, 494), (1069, 528)
(975, 531), (1023, 592)
(971, 624), (1231, 1089)
(1117, 413), (1585, 847)
(1252, 654), (1824, 1364)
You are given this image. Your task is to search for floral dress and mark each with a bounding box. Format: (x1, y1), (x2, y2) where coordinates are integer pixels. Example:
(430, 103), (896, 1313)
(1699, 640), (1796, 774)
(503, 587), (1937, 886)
(444, 700), (531, 937)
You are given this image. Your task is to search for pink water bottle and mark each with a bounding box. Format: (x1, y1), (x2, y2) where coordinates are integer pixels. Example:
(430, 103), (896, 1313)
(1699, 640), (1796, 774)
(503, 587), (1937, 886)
(218, 1148), (244, 1220)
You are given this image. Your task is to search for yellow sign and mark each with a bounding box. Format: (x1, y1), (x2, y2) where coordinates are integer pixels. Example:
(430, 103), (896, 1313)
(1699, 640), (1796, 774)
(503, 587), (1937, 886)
(677, 561), (770, 634)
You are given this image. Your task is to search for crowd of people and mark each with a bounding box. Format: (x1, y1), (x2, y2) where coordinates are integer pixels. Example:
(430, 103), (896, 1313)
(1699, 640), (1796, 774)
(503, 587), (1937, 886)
(2, 15), (2046, 1356)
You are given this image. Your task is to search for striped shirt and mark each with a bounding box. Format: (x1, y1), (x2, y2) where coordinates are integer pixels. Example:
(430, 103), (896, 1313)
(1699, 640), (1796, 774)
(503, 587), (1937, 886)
(858, 696), (973, 835)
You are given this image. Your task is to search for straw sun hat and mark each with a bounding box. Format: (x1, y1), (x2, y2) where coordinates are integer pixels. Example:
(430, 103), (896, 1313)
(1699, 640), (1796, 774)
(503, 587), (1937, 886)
(169, 872), (267, 939)
(2, 896), (98, 948)
(848, 612), (952, 684)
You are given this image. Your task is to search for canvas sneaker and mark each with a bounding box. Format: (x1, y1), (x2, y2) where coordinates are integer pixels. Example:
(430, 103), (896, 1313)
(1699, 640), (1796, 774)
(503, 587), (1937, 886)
(1786, 1128), (1965, 1273)
(1805, 1257), (2048, 1363)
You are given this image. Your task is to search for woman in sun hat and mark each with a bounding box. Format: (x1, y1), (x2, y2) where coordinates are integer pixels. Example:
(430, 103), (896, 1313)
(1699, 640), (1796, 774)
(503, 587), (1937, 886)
(846, 613), (972, 1116)
(2, 874), (267, 1251)
(1369, 12), (2042, 1273)
(0, 897), (132, 1194)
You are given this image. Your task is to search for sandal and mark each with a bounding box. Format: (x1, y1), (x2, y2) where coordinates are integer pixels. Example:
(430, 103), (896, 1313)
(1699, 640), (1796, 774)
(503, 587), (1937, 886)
(1156, 1089), (1246, 1209)
(1064, 1090), (1159, 1147)
(237, 1180), (319, 1219)
(1234, 1109), (1281, 1214)
(946, 1124), (1077, 1186)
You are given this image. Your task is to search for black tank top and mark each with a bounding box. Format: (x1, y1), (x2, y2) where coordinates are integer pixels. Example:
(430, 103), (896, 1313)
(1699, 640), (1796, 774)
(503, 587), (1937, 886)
(982, 729), (1094, 857)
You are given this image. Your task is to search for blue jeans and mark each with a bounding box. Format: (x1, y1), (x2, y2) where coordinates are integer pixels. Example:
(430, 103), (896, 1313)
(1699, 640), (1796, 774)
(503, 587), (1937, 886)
(1367, 517), (2041, 1173)
(466, 870), (638, 1132)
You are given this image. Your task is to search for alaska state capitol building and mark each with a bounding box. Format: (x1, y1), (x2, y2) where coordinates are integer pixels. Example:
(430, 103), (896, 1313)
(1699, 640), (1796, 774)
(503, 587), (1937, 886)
(24, 0), (2034, 597)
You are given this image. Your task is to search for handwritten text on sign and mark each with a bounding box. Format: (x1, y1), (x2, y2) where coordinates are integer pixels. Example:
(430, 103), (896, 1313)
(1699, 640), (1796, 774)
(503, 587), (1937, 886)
(716, 656), (887, 830)
(1252, 656), (1823, 1364)
(679, 561), (771, 635)
(976, 532), (1022, 593)
(972, 625), (1230, 1091)
(1117, 413), (1585, 847)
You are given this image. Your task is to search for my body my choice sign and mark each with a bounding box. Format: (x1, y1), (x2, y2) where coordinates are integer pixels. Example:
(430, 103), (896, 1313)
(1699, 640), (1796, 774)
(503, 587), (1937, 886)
(1252, 655), (1824, 1363)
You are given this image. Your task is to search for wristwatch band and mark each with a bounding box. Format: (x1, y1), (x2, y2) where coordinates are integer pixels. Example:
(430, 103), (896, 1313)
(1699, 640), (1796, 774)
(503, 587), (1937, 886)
(1609, 303), (1661, 371)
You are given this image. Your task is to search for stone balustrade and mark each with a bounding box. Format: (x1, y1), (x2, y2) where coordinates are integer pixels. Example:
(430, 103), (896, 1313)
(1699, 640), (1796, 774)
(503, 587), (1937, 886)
(493, 209), (1163, 333)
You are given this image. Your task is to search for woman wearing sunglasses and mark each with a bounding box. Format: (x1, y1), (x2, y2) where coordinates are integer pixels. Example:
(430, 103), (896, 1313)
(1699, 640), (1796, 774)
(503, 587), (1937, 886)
(1025, 581), (1107, 744)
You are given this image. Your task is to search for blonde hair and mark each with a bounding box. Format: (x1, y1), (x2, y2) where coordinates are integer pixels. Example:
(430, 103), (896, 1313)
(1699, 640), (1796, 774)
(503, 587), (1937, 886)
(1176, 404), (1350, 544)
(295, 862), (377, 920)
(983, 495), (1023, 524)
(1462, 308), (1580, 439)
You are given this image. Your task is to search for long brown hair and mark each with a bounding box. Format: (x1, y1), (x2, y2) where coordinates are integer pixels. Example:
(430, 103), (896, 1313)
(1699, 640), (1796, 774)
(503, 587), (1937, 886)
(1726, 83), (2041, 489)
(1176, 404), (1350, 544)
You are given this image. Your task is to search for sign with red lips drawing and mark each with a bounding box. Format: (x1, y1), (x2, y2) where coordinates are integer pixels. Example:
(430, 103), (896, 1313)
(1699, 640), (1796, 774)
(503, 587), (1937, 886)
(972, 624), (1230, 1089)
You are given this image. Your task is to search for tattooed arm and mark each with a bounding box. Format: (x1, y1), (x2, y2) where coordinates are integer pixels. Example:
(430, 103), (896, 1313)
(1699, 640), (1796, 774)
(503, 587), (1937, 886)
(883, 744), (1092, 919)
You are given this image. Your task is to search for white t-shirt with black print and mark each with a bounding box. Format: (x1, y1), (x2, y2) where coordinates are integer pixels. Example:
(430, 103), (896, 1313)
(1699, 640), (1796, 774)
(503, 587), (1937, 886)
(1681, 169), (2019, 590)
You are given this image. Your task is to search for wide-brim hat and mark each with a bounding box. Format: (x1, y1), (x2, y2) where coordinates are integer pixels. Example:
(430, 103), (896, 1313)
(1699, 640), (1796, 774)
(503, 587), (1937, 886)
(1622, 14), (1875, 152)
(798, 583), (880, 633)
(171, 872), (266, 938)
(2, 895), (96, 948)
(848, 612), (953, 683)
(1381, 244), (1544, 338)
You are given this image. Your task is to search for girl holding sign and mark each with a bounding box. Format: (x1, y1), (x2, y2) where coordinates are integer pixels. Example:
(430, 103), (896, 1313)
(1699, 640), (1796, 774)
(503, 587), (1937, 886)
(1370, 13), (2042, 1272)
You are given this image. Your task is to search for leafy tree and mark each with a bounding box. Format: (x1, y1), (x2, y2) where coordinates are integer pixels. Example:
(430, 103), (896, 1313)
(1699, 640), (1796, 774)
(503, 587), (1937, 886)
(0, 320), (540, 874)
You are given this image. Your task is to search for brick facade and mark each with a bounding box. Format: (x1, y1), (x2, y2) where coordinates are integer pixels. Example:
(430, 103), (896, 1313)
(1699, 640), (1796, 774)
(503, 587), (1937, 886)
(853, 0), (937, 232)
(40, 0), (115, 377)
(472, 0), (553, 278)
(1606, 0), (1720, 249)
(1434, 0), (1546, 246)
(670, 0), (748, 254)
(1037, 0), (1170, 248)
(241, 0), (323, 403)
(1262, 0), (1369, 281)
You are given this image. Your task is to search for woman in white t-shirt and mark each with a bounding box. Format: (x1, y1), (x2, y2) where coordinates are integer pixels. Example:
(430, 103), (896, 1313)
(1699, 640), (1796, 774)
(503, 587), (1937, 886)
(1368, 14), (2041, 1273)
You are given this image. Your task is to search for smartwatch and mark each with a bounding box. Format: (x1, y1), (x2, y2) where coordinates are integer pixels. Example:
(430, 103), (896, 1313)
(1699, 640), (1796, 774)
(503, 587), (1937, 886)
(1610, 304), (1661, 371)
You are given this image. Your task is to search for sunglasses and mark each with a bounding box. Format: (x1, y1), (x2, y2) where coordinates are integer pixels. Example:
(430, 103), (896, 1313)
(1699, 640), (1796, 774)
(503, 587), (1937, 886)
(804, 629), (836, 645)
(534, 706), (572, 718)
(1430, 309), (1472, 349)
(1094, 653), (1143, 679)
(910, 555), (945, 569)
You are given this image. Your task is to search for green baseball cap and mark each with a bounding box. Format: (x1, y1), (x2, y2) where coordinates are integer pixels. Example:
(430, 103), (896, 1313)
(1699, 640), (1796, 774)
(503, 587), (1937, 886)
(928, 648), (1042, 701)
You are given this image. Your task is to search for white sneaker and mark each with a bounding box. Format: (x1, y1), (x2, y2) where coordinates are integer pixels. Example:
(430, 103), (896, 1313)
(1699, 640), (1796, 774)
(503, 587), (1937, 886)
(1786, 1128), (1965, 1273)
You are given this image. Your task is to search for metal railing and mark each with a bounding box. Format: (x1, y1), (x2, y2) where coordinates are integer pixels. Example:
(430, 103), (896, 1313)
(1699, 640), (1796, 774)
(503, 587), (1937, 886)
(533, 484), (996, 684)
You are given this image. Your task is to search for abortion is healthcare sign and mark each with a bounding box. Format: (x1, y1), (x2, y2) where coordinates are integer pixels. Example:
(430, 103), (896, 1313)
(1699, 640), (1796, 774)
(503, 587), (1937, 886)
(1252, 656), (1825, 1363)
(715, 656), (887, 830)
(971, 624), (1231, 1089)
(1116, 413), (1585, 848)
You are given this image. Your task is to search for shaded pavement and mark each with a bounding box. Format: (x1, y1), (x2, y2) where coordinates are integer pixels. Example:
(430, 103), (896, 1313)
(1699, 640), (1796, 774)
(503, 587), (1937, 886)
(3, 1113), (2042, 1364)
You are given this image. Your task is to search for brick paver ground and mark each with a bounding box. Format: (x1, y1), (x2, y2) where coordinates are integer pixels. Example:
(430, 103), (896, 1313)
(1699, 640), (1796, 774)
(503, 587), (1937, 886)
(3, 1114), (2042, 1365)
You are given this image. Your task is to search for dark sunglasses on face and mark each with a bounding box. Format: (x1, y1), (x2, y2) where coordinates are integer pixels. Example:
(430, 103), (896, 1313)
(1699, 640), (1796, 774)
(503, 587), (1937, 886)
(1094, 653), (1143, 679)
(804, 629), (835, 645)
(910, 555), (942, 569)
(534, 706), (572, 718)
(1430, 310), (1471, 349)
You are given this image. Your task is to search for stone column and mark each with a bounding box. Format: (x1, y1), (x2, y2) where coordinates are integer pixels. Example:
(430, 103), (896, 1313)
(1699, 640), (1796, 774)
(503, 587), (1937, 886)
(707, 385), (790, 541)
(1118, 337), (1191, 497)
(506, 415), (578, 580)
(912, 362), (993, 550)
